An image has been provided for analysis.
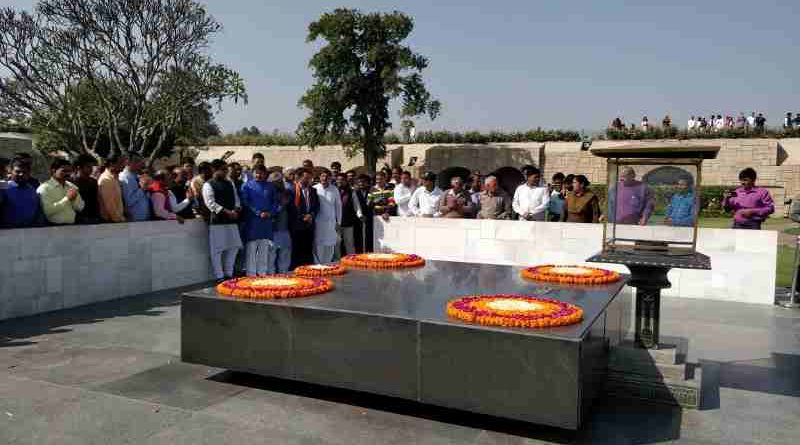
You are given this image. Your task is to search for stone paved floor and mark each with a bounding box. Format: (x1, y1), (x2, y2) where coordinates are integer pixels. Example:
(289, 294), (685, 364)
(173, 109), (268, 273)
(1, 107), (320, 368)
(0, 285), (798, 444)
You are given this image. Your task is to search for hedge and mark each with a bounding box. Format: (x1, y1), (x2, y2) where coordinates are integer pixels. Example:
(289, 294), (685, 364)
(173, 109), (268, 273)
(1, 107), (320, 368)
(605, 127), (800, 140)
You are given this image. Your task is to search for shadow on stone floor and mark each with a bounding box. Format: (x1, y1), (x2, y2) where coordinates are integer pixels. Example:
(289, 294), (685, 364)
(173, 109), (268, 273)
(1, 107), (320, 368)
(0, 281), (212, 349)
(208, 370), (683, 444)
(715, 353), (800, 398)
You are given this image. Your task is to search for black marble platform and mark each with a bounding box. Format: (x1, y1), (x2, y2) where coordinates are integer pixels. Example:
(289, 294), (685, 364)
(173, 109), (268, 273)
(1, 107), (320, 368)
(182, 260), (629, 430)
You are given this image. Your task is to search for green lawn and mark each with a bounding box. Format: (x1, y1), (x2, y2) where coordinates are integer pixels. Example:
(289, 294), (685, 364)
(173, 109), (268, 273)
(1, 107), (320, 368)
(777, 245), (796, 288)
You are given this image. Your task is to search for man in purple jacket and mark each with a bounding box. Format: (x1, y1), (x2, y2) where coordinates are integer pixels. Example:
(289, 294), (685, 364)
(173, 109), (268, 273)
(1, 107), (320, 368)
(723, 168), (774, 230)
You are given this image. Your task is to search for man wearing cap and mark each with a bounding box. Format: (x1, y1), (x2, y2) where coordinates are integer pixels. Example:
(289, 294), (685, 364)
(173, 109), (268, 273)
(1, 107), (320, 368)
(409, 172), (443, 217)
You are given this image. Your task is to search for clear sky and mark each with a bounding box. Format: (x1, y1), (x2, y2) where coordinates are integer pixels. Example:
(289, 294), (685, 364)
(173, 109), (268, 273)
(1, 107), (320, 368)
(5, 0), (800, 133)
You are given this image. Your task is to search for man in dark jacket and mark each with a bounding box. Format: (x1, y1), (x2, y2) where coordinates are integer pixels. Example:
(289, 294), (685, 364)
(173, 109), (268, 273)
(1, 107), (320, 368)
(290, 168), (319, 268)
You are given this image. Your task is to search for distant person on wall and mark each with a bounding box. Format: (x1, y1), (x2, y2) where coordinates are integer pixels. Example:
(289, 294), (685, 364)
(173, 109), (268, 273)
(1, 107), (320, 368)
(607, 167), (654, 225)
(736, 113), (746, 129)
(72, 154), (100, 224)
(785, 113), (794, 129)
(240, 164), (279, 276)
(477, 176), (512, 220)
(664, 178), (695, 227)
(203, 160), (243, 281)
(723, 167), (774, 230)
(512, 166), (549, 221)
(438, 176), (474, 218)
(393, 170), (416, 217)
(0, 159), (45, 229)
(640, 116), (649, 130)
(561, 175), (600, 224)
(119, 154), (151, 222)
(687, 116), (696, 131)
(38, 159), (85, 225)
(98, 156), (126, 223)
(409, 172), (443, 218)
(270, 172), (293, 273)
(662, 115), (672, 128)
(336, 172), (363, 257)
(755, 113), (767, 133)
(312, 170), (341, 264)
(794, 112), (800, 127)
(547, 172), (566, 222)
(747, 112), (756, 129)
(170, 167), (196, 220)
(291, 168), (319, 268)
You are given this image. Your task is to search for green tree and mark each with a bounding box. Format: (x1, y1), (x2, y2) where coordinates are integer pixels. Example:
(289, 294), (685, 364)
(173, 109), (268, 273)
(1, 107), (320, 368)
(297, 9), (440, 174)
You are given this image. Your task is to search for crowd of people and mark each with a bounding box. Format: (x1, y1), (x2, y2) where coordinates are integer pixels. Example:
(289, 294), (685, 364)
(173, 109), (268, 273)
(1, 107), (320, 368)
(0, 151), (777, 281)
(609, 112), (792, 133)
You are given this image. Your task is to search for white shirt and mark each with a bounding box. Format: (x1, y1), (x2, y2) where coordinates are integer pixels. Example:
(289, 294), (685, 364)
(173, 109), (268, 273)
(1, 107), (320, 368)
(687, 119), (695, 129)
(715, 119), (724, 130)
(409, 186), (443, 217)
(747, 115), (756, 126)
(393, 183), (416, 216)
(512, 183), (549, 219)
(313, 183), (342, 246)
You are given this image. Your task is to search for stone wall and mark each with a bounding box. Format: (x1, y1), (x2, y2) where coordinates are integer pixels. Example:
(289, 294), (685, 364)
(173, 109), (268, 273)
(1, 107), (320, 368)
(375, 218), (777, 305)
(0, 220), (213, 321)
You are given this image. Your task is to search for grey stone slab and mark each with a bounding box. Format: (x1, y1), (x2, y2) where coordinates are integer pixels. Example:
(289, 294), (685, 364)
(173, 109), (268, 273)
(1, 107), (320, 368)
(291, 308), (419, 399)
(182, 296), (293, 378)
(96, 362), (247, 411)
(3, 343), (174, 388)
(0, 372), (190, 445)
(420, 322), (581, 429)
(202, 387), (483, 445)
(184, 260), (628, 341)
(143, 412), (326, 445)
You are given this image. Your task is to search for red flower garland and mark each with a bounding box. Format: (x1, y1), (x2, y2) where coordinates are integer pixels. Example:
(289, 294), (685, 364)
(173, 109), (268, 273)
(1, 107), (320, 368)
(216, 275), (333, 299)
(341, 253), (425, 269)
(521, 265), (621, 285)
(447, 294), (583, 328)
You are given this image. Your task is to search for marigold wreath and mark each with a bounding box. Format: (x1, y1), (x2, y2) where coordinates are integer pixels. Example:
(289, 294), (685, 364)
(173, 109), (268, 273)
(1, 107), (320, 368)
(341, 253), (425, 269)
(293, 264), (347, 277)
(447, 294), (583, 328)
(216, 275), (333, 299)
(521, 265), (621, 285)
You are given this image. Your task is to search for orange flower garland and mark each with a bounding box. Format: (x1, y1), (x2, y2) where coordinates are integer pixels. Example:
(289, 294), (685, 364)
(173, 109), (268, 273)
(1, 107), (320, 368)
(447, 295), (583, 328)
(293, 263), (347, 277)
(521, 265), (621, 285)
(341, 253), (425, 269)
(216, 275), (333, 299)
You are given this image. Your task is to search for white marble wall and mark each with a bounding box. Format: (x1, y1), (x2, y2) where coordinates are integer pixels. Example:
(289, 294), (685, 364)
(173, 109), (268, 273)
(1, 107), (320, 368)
(375, 218), (777, 305)
(0, 220), (213, 320)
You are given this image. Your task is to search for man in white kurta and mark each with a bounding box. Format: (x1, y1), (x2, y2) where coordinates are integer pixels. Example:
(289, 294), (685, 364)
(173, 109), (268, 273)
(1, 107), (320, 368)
(312, 171), (342, 264)
(202, 160), (243, 281)
(392, 171), (416, 217)
(512, 167), (549, 221)
(409, 172), (443, 217)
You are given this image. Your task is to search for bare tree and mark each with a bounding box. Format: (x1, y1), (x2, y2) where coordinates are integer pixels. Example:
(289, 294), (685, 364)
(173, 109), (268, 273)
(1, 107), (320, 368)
(0, 0), (246, 163)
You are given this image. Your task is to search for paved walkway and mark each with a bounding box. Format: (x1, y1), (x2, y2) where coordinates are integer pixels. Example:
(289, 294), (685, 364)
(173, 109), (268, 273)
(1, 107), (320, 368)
(0, 285), (798, 444)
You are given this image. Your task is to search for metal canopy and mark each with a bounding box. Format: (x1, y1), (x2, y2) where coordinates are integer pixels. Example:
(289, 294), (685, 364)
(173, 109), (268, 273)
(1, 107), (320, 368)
(590, 143), (720, 160)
